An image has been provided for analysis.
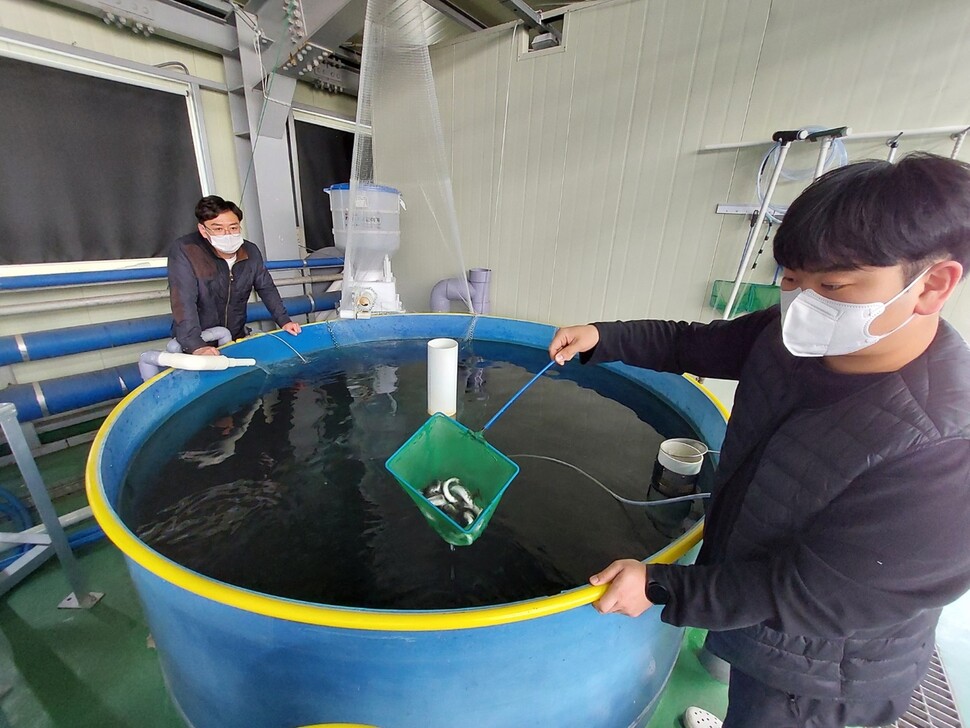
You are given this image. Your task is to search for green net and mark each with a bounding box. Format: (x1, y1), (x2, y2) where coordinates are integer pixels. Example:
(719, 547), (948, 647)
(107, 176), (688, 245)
(385, 414), (520, 546)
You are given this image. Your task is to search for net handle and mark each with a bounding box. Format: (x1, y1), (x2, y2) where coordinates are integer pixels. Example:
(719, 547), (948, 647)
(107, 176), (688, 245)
(481, 360), (556, 433)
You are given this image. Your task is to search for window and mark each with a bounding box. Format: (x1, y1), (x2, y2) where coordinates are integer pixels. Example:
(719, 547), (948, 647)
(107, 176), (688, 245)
(0, 54), (204, 265)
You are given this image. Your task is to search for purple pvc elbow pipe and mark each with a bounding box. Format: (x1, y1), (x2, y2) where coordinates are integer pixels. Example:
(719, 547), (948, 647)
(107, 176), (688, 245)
(430, 268), (491, 314)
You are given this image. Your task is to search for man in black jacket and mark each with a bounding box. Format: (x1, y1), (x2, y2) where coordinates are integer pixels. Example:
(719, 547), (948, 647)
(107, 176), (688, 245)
(549, 154), (970, 728)
(169, 196), (301, 355)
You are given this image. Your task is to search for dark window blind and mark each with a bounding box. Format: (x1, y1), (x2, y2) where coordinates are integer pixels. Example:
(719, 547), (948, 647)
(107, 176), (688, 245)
(292, 120), (354, 253)
(0, 55), (203, 264)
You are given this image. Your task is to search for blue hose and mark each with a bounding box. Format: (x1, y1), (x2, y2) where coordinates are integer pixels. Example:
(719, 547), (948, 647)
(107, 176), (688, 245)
(0, 487), (32, 559)
(0, 487), (31, 529)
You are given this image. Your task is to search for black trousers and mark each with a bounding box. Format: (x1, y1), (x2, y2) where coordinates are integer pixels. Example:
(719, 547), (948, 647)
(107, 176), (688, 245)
(722, 668), (912, 728)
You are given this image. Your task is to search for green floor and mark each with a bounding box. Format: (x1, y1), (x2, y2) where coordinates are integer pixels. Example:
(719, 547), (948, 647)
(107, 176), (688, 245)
(0, 543), (183, 728)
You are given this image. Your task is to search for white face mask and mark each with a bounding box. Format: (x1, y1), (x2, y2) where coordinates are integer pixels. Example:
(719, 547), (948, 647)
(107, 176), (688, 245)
(208, 232), (243, 255)
(780, 268), (929, 357)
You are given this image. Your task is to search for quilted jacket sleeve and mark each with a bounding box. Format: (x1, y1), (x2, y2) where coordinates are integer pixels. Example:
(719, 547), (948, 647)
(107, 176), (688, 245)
(584, 307), (779, 381)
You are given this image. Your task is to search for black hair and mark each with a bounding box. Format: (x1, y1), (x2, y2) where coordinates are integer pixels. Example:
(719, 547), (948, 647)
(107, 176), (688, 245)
(773, 152), (970, 280)
(194, 195), (243, 224)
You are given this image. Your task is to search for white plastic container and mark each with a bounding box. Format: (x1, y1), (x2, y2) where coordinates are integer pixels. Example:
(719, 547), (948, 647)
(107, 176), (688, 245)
(657, 438), (707, 476)
(332, 230), (400, 257)
(327, 183), (402, 233)
(327, 183), (402, 266)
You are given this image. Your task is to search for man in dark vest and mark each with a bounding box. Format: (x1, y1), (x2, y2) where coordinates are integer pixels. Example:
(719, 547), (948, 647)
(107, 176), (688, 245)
(169, 195), (301, 355)
(549, 153), (970, 728)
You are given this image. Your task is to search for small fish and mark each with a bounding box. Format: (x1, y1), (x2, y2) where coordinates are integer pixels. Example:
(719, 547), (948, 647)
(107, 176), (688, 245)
(441, 477), (461, 503)
(421, 476), (483, 529)
(447, 483), (475, 509)
(441, 502), (462, 521)
(423, 480), (443, 498)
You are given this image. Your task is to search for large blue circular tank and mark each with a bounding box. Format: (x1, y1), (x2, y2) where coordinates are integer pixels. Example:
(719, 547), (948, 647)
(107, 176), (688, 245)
(87, 314), (728, 728)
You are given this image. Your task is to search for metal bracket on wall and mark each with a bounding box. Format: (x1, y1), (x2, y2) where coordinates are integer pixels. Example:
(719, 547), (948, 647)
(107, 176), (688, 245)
(0, 403), (103, 607)
(716, 204), (761, 217)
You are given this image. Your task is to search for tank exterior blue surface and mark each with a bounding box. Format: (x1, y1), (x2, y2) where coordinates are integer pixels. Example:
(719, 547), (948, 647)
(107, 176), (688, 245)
(96, 314), (728, 728)
(128, 561), (681, 728)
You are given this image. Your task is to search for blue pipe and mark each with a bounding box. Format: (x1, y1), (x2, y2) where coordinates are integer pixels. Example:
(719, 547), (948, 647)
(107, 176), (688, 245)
(0, 292), (341, 366)
(0, 258), (344, 291)
(264, 259), (342, 271)
(0, 316), (175, 365)
(1, 365), (144, 422)
(245, 292), (340, 321)
(0, 524), (104, 571)
(0, 293), (341, 422)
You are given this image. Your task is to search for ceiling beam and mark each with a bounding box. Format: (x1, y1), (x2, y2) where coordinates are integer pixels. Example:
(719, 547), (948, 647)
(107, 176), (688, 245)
(421, 0), (487, 31)
(42, 0), (237, 54)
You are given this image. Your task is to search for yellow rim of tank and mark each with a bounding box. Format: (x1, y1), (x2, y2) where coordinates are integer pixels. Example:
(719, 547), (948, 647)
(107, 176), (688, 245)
(685, 374), (732, 420)
(86, 365), (727, 632)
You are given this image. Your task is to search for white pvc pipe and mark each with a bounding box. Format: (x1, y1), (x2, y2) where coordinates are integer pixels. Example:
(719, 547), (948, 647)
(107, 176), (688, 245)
(155, 351), (256, 371)
(427, 338), (458, 416)
(0, 506), (94, 556)
(0, 274), (342, 317)
(813, 138), (833, 179)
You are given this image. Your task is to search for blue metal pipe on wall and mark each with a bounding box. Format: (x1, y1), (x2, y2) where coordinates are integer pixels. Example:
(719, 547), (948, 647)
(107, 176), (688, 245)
(0, 292), (341, 366)
(1, 364), (145, 422)
(0, 258), (343, 291)
(0, 292), (340, 422)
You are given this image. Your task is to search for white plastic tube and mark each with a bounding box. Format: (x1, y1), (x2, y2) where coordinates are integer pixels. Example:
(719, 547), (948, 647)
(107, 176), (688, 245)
(427, 338), (458, 416)
(155, 352), (256, 371)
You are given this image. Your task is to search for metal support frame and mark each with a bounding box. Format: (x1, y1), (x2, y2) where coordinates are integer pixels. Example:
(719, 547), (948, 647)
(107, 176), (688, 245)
(286, 114), (307, 246)
(0, 27), (227, 92)
(422, 0), (488, 31)
(717, 127), (850, 319)
(43, 0), (237, 54)
(703, 123), (970, 152)
(499, 0), (561, 43)
(951, 126), (970, 159)
(0, 403), (103, 607)
(249, 0), (363, 95)
(721, 129), (808, 320)
(187, 81), (216, 194)
(806, 126), (848, 179)
(224, 12), (301, 262)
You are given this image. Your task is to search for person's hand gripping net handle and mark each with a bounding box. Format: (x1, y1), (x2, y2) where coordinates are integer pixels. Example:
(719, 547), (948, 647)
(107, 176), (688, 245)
(548, 324), (601, 365)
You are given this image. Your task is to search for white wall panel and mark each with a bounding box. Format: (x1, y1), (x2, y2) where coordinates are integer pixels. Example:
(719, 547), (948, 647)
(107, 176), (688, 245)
(385, 0), (775, 323)
(382, 0), (970, 342)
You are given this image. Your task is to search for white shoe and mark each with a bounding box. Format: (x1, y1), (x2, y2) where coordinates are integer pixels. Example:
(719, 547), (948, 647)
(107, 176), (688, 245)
(683, 706), (723, 728)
